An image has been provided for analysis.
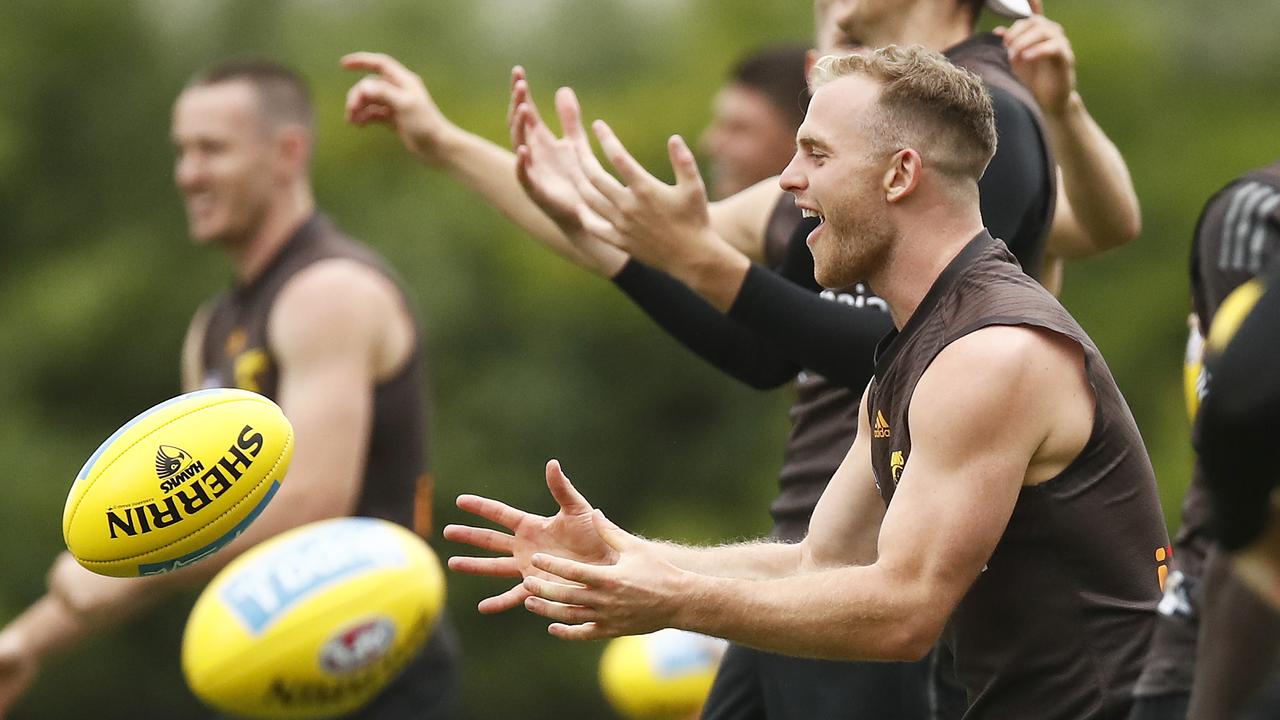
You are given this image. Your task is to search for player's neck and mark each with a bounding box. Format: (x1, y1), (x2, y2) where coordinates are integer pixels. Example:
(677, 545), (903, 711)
(231, 184), (315, 284)
(872, 206), (984, 329)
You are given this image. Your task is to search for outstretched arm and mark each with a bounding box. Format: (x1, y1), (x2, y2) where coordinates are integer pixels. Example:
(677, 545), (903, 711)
(520, 328), (1073, 660)
(997, 1), (1141, 259)
(343, 53), (625, 275)
(446, 460), (807, 612)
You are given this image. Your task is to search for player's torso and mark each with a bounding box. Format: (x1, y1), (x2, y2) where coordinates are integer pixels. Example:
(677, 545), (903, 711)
(198, 215), (431, 532)
(867, 233), (1167, 720)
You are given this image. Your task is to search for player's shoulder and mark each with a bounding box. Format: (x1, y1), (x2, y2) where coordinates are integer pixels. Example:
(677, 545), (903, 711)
(269, 258), (406, 352)
(282, 257), (399, 310)
(930, 324), (1079, 393)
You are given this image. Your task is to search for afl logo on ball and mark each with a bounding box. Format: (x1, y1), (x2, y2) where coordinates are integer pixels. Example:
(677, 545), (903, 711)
(156, 445), (204, 494)
(320, 619), (396, 674)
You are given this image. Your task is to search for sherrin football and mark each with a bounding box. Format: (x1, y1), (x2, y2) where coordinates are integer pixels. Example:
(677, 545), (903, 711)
(63, 388), (293, 577)
(599, 629), (728, 720)
(182, 517), (445, 719)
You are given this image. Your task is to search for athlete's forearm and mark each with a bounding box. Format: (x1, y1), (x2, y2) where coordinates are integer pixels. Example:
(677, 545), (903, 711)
(612, 260), (798, 390)
(673, 563), (937, 661)
(651, 538), (804, 581)
(432, 126), (620, 276)
(1045, 93), (1141, 258)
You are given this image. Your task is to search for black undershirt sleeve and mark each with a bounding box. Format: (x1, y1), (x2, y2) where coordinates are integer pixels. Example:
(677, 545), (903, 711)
(728, 220), (892, 389)
(612, 260), (801, 390)
(613, 211), (893, 394)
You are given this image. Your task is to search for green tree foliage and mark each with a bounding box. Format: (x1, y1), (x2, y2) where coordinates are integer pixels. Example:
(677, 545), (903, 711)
(0, 1), (1275, 717)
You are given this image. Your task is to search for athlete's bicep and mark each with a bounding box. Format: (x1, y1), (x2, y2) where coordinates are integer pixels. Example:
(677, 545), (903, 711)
(709, 177), (784, 263)
(264, 260), (401, 521)
(871, 329), (1061, 638)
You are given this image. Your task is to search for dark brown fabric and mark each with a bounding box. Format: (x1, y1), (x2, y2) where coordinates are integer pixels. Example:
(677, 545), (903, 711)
(866, 233), (1167, 719)
(199, 214), (430, 532)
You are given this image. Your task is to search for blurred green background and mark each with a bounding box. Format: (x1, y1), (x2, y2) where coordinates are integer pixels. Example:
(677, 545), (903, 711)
(0, 0), (1276, 717)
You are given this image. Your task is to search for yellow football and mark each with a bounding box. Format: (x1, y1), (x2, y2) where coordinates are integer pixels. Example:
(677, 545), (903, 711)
(63, 388), (293, 577)
(182, 517), (445, 719)
(600, 629), (728, 720)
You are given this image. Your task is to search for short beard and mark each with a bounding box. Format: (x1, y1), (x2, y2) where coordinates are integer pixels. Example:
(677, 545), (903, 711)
(815, 204), (894, 289)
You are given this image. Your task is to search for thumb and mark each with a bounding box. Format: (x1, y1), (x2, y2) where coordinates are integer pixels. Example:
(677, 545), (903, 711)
(591, 509), (633, 552)
(546, 459), (591, 512)
(1030, 0), (1044, 16)
(667, 134), (705, 192)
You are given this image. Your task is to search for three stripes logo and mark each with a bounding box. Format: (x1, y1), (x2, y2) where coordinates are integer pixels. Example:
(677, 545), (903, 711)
(1217, 180), (1280, 274)
(873, 410), (891, 439)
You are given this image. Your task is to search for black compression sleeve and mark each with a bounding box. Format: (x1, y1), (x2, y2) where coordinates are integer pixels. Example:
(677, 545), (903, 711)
(980, 86), (1053, 277)
(728, 263), (892, 390)
(612, 260), (800, 389)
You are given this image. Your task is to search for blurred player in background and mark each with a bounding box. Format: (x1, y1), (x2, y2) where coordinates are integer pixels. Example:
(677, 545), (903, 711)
(700, 46), (810, 200)
(1197, 268), (1280, 718)
(342, 1), (1139, 717)
(0, 58), (461, 719)
(451, 45), (1168, 720)
(1129, 160), (1280, 720)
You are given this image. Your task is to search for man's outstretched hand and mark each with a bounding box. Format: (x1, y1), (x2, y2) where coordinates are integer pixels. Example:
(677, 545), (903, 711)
(445, 460), (617, 614)
(342, 52), (457, 165)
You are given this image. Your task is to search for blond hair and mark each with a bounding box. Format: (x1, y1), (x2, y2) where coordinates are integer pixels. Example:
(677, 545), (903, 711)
(811, 45), (997, 182)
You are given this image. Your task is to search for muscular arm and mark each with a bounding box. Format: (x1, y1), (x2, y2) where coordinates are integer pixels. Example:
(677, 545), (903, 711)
(652, 387), (883, 579)
(344, 53), (767, 277)
(523, 328), (1085, 660)
(673, 332), (1051, 660)
(1042, 97), (1141, 259)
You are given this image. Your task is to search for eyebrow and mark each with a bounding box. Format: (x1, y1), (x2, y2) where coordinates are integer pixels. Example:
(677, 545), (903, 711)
(797, 134), (834, 154)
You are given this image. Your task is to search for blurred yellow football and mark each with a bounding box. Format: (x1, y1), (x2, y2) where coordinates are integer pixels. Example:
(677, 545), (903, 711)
(182, 517), (445, 719)
(600, 629), (728, 720)
(63, 388), (293, 577)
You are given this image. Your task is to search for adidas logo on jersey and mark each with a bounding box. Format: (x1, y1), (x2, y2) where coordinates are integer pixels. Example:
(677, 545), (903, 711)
(873, 411), (891, 439)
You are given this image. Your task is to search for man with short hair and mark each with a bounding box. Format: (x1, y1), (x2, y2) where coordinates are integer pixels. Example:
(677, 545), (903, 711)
(0, 58), (461, 718)
(449, 45), (1167, 720)
(701, 45), (810, 199)
(344, 1), (1140, 715)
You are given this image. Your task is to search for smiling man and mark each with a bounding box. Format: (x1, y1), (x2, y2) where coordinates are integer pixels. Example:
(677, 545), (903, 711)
(448, 46), (1166, 720)
(0, 58), (461, 719)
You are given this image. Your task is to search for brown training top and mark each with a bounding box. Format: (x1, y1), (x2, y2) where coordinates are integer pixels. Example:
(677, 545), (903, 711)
(197, 214), (434, 535)
(867, 232), (1168, 719)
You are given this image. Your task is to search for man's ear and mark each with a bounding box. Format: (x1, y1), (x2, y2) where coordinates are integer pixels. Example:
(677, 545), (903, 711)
(805, 49), (818, 90)
(276, 125), (311, 181)
(884, 148), (922, 204)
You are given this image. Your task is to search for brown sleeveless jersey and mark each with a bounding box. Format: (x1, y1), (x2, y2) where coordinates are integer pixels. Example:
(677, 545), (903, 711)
(1134, 161), (1280, 702)
(197, 214), (432, 534)
(867, 232), (1168, 719)
(764, 32), (1056, 542)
